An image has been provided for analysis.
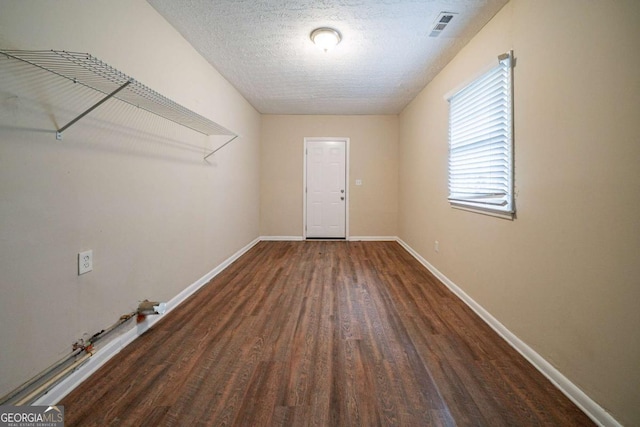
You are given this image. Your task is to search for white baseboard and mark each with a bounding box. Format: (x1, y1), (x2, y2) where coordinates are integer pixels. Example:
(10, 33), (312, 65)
(260, 236), (399, 242)
(260, 235), (304, 241)
(396, 238), (621, 427)
(34, 237), (261, 406)
(348, 236), (398, 241)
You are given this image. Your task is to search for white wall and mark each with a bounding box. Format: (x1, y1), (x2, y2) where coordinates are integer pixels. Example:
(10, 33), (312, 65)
(398, 1), (640, 425)
(0, 0), (260, 396)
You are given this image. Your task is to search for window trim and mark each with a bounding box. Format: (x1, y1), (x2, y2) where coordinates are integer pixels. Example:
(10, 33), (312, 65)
(446, 51), (515, 220)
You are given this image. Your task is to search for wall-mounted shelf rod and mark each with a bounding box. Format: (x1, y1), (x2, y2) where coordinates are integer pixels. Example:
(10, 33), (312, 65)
(0, 49), (238, 158)
(205, 135), (239, 160)
(56, 79), (133, 140)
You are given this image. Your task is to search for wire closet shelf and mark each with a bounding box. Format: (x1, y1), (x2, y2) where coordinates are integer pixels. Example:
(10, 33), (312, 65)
(0, 49), (237, 159)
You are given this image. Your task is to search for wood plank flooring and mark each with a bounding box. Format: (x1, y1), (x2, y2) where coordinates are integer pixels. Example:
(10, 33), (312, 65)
(61, 241), (594, 426)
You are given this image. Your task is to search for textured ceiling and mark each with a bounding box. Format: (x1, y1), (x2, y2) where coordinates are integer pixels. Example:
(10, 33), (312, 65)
(148, 0), (508, 115)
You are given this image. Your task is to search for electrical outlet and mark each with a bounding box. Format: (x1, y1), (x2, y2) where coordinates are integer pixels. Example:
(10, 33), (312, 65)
(78, 250), (93, 275)
(355, 179), (362, 186)
(434, 241), (439, 253)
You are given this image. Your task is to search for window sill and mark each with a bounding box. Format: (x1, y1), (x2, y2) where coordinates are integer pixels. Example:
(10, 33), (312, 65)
(450, 203), (515, 220)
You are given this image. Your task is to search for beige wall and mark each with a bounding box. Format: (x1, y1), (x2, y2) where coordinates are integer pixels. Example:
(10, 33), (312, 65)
(261, 115), (398, 238)
(399, 0), (640, 425)
(0, 0), (260, 396)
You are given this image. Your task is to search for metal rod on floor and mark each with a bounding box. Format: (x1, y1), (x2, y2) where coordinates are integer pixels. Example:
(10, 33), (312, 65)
(14, 353), (92, 406)
(1, 312), (136, 406)
(0, 350), (83, 405)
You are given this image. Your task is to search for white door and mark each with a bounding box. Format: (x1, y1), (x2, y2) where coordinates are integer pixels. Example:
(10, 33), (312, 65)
(305, 139), (347, 238)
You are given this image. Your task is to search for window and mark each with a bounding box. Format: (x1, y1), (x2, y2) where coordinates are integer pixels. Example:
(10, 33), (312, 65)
(447, 51), (514, 218)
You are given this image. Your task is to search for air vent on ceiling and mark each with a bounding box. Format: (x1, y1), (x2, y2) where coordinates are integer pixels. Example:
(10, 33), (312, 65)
(429, 12), (457, 37)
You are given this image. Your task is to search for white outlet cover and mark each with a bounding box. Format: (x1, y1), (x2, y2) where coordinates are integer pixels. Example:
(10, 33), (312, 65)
(78, 250), (93, 275)
(355, 179), (362, 186)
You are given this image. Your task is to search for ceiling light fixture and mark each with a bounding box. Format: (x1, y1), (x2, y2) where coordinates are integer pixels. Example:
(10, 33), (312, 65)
(310, 27), (342, 52)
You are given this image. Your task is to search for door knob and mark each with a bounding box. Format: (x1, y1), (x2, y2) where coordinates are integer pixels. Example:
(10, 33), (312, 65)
(341, 196), (345, 200)
(341, 189), (344, 193)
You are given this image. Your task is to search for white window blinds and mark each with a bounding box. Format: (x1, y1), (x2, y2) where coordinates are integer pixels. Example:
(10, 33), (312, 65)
(448, 52), (514, 217)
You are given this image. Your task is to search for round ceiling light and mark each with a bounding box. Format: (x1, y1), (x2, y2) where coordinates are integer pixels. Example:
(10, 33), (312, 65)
(310, 27), (342, 52)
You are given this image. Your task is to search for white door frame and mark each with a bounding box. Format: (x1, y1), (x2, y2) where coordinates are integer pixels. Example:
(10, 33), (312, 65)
(303, 137), (350, 239)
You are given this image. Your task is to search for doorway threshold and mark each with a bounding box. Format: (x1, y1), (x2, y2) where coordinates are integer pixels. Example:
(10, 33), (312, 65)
(305, 237), (347, 241)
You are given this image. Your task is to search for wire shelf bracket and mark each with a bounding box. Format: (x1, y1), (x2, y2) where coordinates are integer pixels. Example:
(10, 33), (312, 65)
(205, 135), (239, 160)
(1, 49), (238, 158)
(55, 78), (133, 140)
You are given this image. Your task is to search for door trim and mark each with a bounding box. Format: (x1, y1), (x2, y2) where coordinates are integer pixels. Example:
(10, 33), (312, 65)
(303, 137), (350, 239)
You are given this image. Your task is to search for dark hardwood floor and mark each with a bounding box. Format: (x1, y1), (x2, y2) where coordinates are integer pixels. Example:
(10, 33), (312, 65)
(61, 241), (594, 426)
